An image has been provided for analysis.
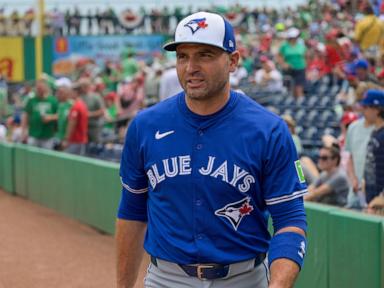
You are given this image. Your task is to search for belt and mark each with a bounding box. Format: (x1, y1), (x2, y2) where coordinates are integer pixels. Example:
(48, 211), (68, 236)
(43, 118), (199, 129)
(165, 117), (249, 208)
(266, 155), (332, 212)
(150, 253), (266, 280)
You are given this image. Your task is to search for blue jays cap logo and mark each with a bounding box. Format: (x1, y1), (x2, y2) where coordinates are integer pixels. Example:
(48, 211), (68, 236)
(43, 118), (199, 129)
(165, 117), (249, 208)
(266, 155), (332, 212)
(215, 197), (254, 231)
(184, 18), (208, 34)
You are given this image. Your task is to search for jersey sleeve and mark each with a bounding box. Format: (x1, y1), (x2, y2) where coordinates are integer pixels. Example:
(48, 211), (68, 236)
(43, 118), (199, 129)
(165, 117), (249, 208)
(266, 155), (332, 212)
(262, 121), (308, 206)
(262, 121), (308, 232)
(117, 118), (148, 221)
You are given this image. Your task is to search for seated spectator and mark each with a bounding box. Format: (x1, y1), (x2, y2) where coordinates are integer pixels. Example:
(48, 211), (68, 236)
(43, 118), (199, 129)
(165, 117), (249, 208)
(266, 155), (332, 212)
(354, 58), (379, 84)
(304, 144), (350, 207)
(254, 56), (284, 92)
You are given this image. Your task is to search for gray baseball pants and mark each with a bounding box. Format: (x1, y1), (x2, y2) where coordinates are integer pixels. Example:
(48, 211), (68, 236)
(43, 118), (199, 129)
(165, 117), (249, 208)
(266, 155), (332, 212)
(144, 258), (270, 288)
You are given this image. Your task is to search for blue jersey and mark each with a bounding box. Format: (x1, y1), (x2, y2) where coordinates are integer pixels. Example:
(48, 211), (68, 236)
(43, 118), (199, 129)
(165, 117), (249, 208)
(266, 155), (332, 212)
(118, 90), (307, 264)
(364, 127), (384, 203)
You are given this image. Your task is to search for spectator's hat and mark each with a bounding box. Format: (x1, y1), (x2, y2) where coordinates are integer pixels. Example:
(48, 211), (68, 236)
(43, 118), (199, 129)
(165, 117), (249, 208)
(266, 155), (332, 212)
(325, 29), (339, 41)
(360, 89), (384, 106)
(354, 59), (369, 70)
(341, 111), (359, 125)
(275, 22), (285, 32)
(163, 11), (236, 53)
(55, 77), (72, 88)
(104, 91), (117, 101)
(260, 55), (270, 63)
(286, 27), (300, 38)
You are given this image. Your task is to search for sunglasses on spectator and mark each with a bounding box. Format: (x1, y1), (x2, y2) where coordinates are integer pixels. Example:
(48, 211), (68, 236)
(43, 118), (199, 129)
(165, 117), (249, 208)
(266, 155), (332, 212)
(318, 155), (333, 161)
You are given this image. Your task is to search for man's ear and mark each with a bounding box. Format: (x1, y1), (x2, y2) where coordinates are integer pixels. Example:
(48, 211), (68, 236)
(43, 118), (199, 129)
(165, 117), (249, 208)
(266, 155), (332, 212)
(229, 51), (240, 73)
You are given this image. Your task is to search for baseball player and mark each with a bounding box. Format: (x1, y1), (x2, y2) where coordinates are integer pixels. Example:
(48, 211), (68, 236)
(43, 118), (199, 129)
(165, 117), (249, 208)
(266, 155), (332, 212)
(116, 11), (307, 288)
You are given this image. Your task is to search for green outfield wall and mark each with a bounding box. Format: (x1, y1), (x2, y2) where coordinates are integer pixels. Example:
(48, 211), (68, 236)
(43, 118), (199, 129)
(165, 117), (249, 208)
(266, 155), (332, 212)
(0, 142), (383, 287)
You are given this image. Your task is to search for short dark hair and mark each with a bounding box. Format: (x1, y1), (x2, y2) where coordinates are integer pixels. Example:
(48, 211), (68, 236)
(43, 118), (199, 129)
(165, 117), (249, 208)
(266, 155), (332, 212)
(321, 143), (341, 166)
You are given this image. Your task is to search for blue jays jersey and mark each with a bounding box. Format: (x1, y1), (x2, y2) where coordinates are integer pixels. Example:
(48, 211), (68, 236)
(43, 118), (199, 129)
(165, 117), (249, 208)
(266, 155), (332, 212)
(118, 90), (307, 264)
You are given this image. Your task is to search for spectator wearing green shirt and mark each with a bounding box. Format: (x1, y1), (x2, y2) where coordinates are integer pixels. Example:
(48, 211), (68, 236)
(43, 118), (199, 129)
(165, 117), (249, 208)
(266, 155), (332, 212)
(277, 27), (307, 99)
(40, 78), (74, 149)
(102, 91), (119, 142)
(55, 78), (74, 144)
(22, 79), (58, 149)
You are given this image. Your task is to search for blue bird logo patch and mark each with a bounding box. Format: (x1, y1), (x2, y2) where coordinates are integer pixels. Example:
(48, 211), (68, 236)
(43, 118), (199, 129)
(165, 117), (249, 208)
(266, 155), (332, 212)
(184, 18), (208, 34)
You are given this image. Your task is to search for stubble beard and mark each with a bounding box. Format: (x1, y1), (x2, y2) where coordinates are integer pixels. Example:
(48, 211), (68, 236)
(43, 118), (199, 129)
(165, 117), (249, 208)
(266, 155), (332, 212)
(185, 78), (228, 102)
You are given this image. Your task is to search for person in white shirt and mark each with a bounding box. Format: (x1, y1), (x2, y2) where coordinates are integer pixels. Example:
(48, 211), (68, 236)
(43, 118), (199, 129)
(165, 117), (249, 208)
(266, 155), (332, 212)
(254, 56), (284, 92)
(159, 60), (183, 101)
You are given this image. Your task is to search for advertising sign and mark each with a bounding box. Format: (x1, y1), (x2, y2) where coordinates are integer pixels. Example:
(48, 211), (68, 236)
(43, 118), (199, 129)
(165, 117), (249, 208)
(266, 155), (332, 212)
(52, 35), (164, 76)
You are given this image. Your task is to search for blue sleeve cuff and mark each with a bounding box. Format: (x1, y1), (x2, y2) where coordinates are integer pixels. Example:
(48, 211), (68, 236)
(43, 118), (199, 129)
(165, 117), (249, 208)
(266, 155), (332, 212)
(117, 189), (148, 222)
(268, 232), (307, 270)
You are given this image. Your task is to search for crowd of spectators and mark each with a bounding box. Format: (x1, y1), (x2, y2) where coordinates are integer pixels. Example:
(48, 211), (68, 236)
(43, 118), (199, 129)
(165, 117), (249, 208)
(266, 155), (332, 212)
(1, 0), (384, 215)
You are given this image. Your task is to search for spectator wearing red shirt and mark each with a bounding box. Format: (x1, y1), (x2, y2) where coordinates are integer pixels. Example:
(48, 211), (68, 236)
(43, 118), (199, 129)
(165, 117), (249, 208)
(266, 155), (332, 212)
(62, 84), (89, 155)
(324, 29), (346, 79)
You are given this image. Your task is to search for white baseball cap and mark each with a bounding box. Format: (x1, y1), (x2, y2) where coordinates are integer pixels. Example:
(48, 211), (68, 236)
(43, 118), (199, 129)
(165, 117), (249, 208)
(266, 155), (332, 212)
(163, 11), (236, 53)
(55, 77), (72, 88)
(286, 27), (300, 38)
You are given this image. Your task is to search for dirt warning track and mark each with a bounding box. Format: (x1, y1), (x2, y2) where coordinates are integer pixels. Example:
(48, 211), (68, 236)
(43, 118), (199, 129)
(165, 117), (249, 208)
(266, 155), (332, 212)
(0, 190), (147, 288)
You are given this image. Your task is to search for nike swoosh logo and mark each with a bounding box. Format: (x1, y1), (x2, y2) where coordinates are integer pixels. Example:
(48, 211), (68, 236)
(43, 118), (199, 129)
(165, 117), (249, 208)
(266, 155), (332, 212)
(155, 130), (175, 140)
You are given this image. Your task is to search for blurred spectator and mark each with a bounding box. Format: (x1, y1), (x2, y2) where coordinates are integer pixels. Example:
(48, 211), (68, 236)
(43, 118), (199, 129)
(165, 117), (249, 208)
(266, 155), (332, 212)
(10, 10), (21, 35)
(230, 61), (248, 88)
(344, 107), (375, 209)
(304, 144), (350, 207)
(6, 113), (22, 143)
(122, 48), (139, 79)
(362, 89), (384, 205)
(23, 9), (35, 36)
(0, 121), (6, 142)
(354, 4), (384, 59)
(324, 29), (346, 84)
(0, 8), (5, 35)
(277, 27), (307, 98)
(62, 84), (88, 155)
(116, 74), (145, 135)
(101, 61), (120, 92)
(0, 74), (8, 120)
(339, 111), (359, 149)
(144, 62), (162, 106)
(306, 43), (327, 86)
(282, 114), (303, 155)
(254, 56), (284, 92)
(77, 78), (104, 144)
(353, 58), (379, 84)
(159, 60), (183, 101)
(21, 79), (58, 149)
(102, 91), (118, 141)
(54, 78), (74, 147)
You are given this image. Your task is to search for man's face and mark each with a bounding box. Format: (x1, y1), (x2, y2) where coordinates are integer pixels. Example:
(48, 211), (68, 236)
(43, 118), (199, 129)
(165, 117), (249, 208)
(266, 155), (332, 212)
(56, 87), (70, 102)
(36, 80), (48, 98)
(361, 105), (379, 124)
(356, 68), (367, 80)
(176, 43), (239, 101)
